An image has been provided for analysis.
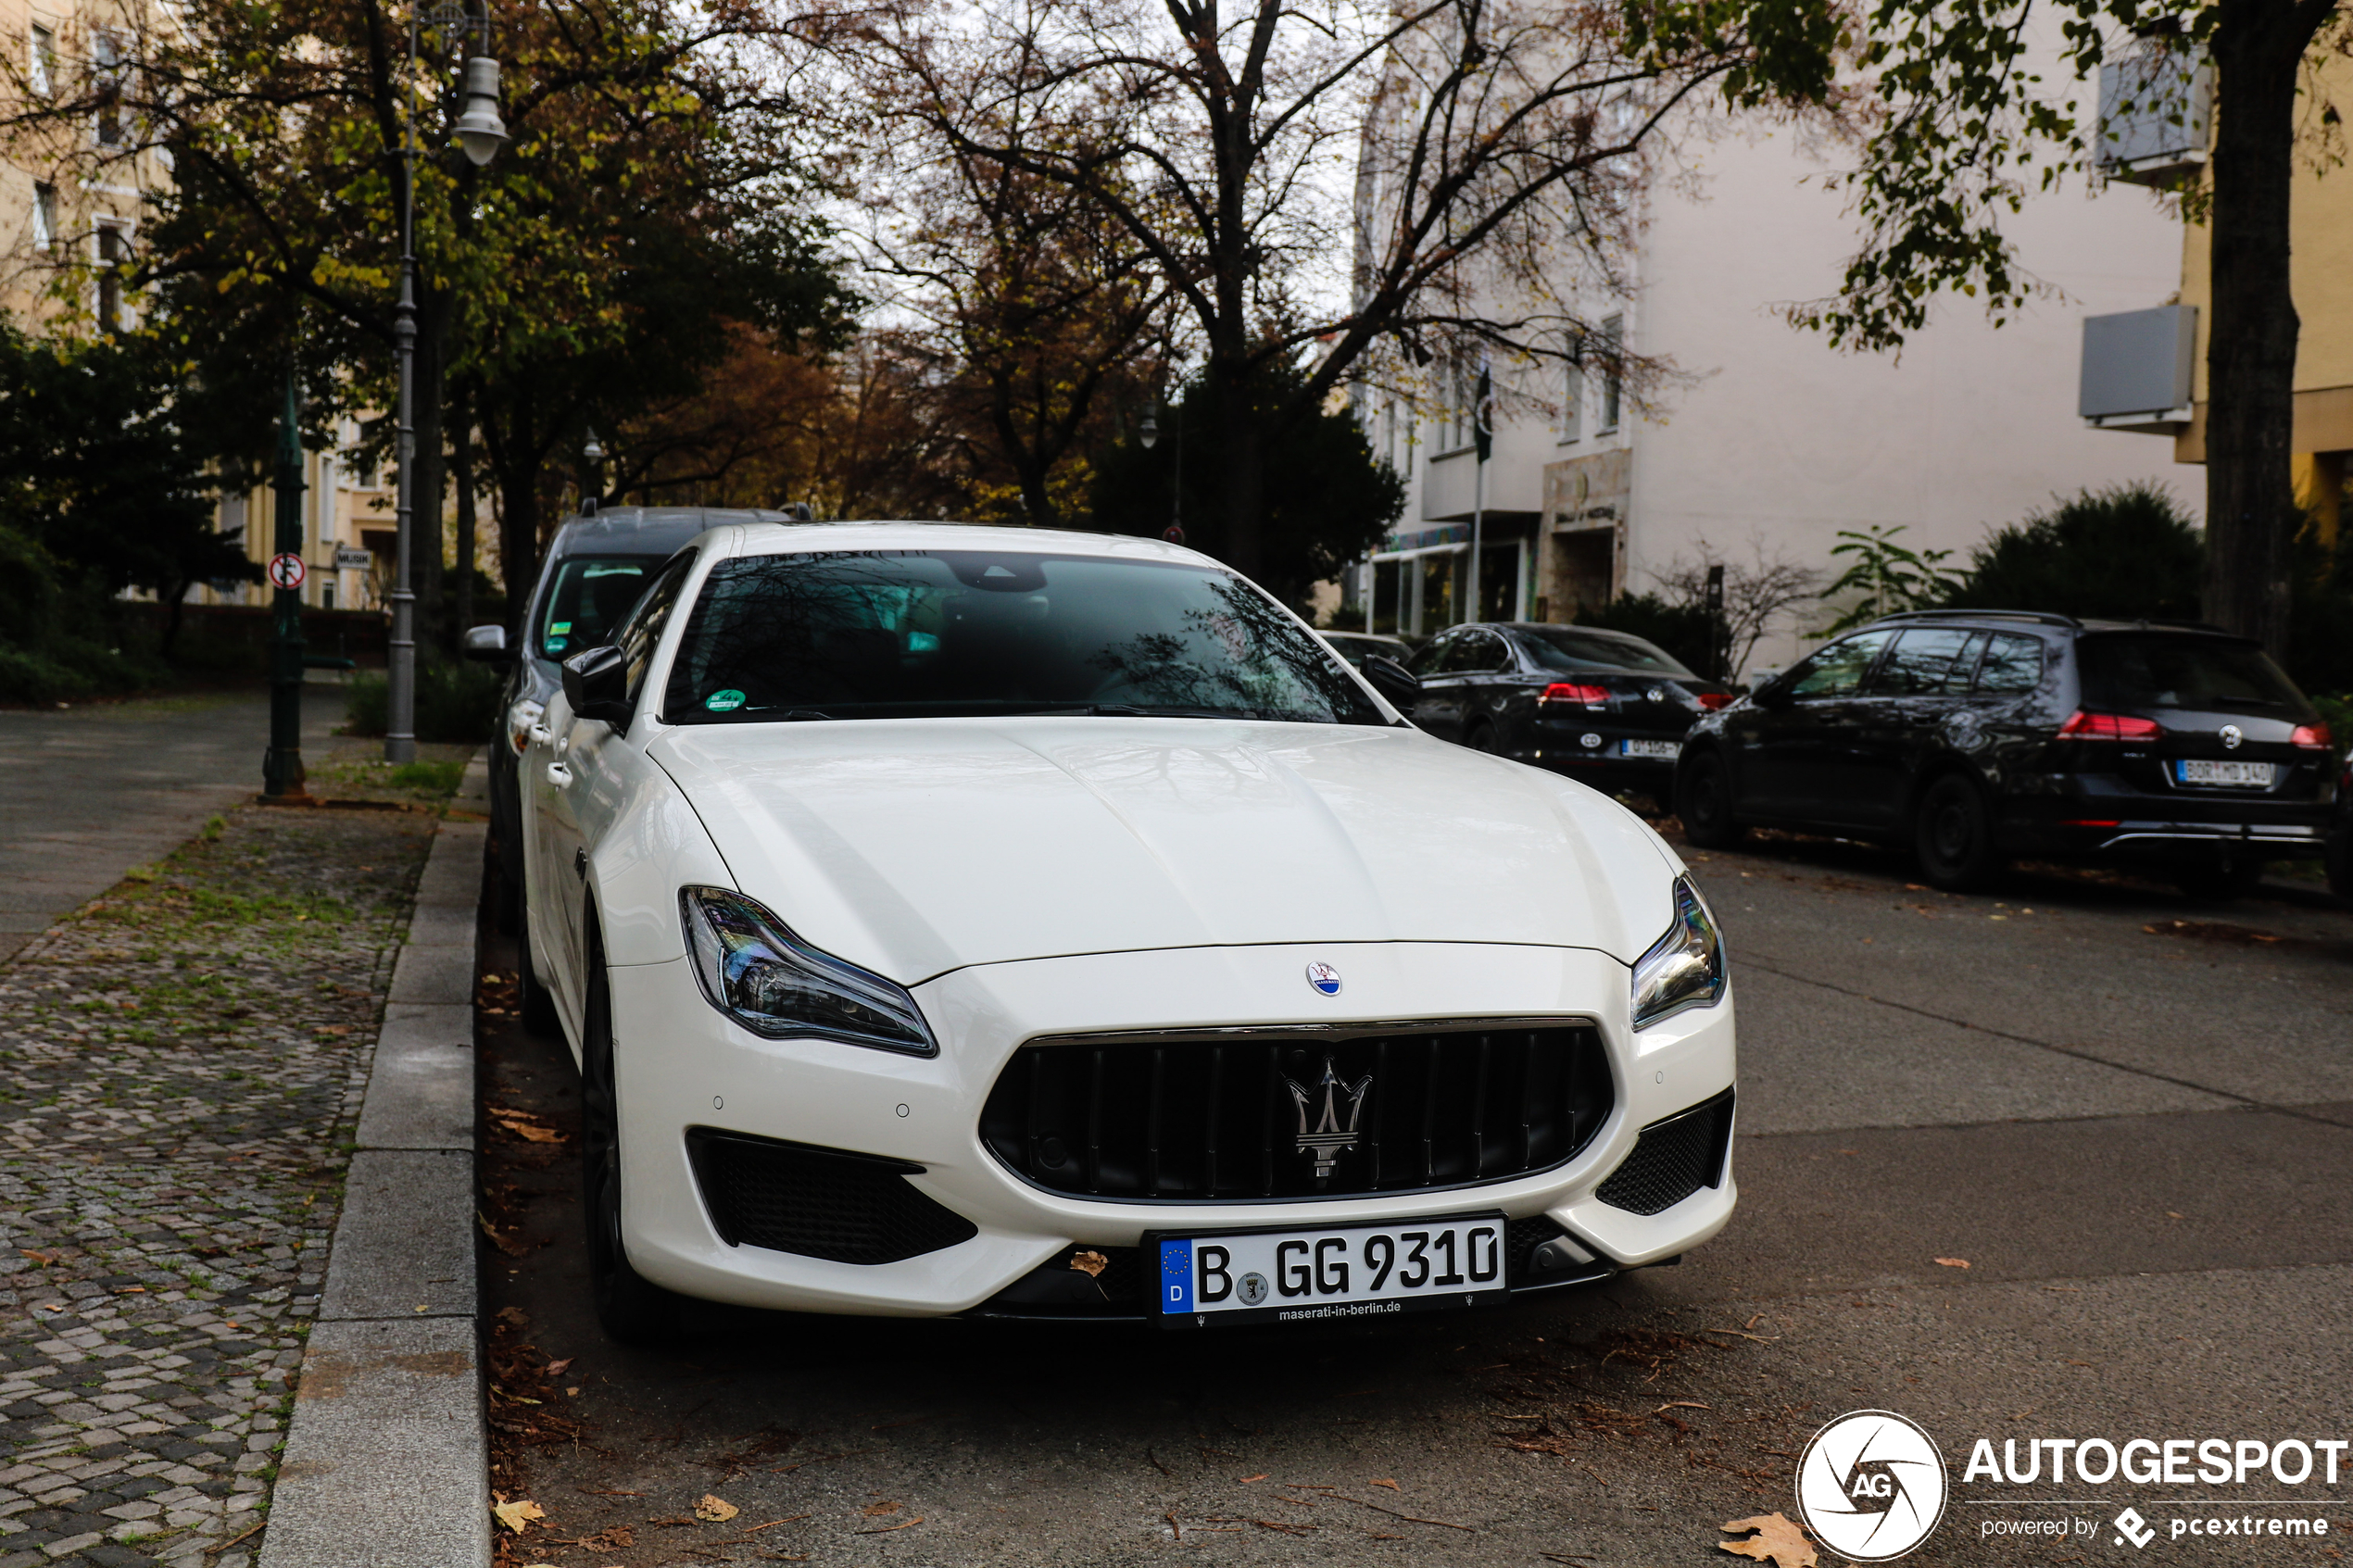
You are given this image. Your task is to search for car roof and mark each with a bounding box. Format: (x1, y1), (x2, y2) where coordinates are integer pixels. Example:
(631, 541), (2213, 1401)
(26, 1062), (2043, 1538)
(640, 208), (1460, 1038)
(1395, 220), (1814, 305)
(1865, 609), (2253, 642)
(712, 520), (1219, 569)
(548, 507), (802, 562)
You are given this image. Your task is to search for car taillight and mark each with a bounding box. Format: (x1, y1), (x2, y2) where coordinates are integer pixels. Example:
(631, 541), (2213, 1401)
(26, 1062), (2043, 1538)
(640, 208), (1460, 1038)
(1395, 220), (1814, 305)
(2057, 709), (2161, 741)
(1694, 691), (1733, 709)
(2291, 722), (2332, 750)
(1540, 683), (1610, 707)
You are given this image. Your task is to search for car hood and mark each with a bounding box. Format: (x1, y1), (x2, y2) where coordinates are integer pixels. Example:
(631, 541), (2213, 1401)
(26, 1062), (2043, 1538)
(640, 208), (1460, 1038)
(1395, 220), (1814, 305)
(648, 718), (1680, 984)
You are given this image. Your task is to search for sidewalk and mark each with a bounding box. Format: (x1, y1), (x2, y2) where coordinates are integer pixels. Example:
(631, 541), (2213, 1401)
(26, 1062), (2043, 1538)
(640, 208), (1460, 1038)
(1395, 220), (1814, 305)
(0, 784), (443, 1567)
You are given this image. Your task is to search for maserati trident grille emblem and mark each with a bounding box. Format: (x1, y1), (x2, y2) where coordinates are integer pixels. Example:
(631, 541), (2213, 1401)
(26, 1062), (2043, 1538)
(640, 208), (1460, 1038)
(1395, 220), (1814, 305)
(1282, 1057), (1374, 1180)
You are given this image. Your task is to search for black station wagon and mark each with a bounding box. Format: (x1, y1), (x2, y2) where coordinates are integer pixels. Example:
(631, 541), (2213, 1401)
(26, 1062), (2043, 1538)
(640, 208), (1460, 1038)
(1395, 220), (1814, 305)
(1673, 610), (2335, 896)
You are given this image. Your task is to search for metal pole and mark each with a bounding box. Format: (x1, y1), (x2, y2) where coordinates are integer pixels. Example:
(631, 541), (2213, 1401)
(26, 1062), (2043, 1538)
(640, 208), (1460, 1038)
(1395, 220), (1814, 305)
(384, 6), (420, 764)
(262, 377), (308, 797)
(1468, 459), (1484, 624)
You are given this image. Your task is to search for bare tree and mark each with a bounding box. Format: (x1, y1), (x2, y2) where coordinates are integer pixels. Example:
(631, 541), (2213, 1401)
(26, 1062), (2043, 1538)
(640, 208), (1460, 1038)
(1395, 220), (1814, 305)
(850, 0), (1838, 585)
(1654, 536), (1822, 679)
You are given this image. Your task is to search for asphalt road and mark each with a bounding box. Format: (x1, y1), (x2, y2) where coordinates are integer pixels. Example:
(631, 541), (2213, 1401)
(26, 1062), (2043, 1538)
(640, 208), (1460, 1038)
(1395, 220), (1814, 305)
(476, 832), (2353, 1568)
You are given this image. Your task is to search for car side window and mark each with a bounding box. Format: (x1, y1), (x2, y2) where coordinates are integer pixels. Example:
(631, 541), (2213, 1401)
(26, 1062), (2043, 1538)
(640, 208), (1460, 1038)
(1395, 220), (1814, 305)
(1409, 633), (1459, 676)
(1785, 630), (1894, 698)
(613, 554), (695, 708)
(1940, 632), (1989, 692)
(1872, 628), (1975, 696)
(1464, 629), (1509, 672)
(1973, 633), (2044, 695)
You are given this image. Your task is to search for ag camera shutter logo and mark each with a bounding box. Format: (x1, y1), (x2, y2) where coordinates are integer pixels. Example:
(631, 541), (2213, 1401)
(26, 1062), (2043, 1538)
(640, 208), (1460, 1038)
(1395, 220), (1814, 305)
(1795, 1410), (1949, 1561)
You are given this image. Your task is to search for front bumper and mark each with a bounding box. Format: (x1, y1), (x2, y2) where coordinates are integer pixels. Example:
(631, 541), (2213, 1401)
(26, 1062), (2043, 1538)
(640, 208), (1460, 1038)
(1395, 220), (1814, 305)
(608, 941), (1737, 1318)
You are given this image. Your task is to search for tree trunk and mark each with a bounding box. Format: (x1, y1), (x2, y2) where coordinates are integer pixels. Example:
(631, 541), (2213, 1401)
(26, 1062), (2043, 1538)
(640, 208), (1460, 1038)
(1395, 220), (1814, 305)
(1215, 358), (1264, 582)
(482, 386), (545, 644)
(2202, 0), (2329, 656)
(452, 379), (475, 634)
(412, 292), (450, 657)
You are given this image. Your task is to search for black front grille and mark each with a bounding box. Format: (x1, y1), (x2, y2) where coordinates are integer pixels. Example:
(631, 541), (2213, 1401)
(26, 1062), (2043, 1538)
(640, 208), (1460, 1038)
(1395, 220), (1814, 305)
(686, 1128), (977, 1265)
(1593, 1090), (1735, 1215)
(980, 1024), (1613, 1203)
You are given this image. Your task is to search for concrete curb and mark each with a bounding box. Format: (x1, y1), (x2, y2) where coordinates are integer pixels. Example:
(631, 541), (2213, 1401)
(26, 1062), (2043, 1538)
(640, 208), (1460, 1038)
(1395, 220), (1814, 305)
(259, 753), (492, 1568)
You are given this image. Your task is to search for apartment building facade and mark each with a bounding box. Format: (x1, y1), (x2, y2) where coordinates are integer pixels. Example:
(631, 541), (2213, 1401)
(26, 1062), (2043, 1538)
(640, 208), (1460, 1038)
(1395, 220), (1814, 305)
(1353, 41), (2205, 671)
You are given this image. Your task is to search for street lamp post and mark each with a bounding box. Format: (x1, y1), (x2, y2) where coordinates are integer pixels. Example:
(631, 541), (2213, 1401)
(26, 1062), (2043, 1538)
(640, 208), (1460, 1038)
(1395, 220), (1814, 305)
(1139, 400), (1183, 545)
(384, 0), (508, 763)
(581, 427), (604, 516)
(262, 377), (308, 797)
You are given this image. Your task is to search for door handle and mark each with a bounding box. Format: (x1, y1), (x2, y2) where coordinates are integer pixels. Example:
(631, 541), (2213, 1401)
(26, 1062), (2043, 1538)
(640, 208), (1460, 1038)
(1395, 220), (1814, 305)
(546, 761), (573, 787)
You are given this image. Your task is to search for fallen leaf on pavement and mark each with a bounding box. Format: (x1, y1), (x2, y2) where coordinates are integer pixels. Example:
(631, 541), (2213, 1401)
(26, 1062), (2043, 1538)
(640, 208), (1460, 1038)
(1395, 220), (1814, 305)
(1933, 1258), (1970, 1269)
(546, 1358), (573, 1374)
(575, 1524), (635, 1550)
(862, 1501), (900, 1517)
(492, 1499), (547, 1534)
(696, 1495), (740, 1523)
(1719, 1512), (1818, 1568)
(853, 1518), (925, 1535)
(497, 1306), (529, 1325)
(1239, 1473), (1268, 1483)
(1370, 1479), (1400, 1490)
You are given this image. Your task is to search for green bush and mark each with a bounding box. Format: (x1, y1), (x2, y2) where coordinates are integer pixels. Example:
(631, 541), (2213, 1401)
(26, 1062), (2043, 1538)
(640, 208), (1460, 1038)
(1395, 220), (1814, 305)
(345, 661), (502, 744)
(1945, 483), (2204, 622)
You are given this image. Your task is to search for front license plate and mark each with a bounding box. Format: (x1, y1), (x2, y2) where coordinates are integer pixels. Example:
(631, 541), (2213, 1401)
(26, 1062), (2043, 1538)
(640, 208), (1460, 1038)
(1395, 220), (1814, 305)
(2177, 759), (2274, 787)
(1152, 1215), (1509, 1328)
(1620, 739), (1680, 760)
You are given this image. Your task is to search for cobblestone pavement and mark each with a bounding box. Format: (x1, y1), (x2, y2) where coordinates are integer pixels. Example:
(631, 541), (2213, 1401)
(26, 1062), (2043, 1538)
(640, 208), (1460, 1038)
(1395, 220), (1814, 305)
(0, 804), (436, 1568)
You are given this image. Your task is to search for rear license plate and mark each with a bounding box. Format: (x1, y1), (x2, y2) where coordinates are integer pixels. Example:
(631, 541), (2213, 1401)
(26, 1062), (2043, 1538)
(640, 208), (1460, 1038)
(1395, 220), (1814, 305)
(2177, 759), (2273, 787)
(1152, 1215), (1509, 1328)
(1619, 739), (1680, 760)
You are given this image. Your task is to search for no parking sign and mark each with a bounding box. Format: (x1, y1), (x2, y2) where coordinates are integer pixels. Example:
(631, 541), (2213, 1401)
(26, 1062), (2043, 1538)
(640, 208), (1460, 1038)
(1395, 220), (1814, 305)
(267, 553), (307, 591)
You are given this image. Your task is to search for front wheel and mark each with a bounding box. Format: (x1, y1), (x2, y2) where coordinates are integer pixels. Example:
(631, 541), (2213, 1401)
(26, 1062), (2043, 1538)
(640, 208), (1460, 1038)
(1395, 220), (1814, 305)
(581, 942), (681, 1346)
(1465, 720), (1502, 755)
(1676, 750), (1745, 849)
(1914, 773), (2003, 892)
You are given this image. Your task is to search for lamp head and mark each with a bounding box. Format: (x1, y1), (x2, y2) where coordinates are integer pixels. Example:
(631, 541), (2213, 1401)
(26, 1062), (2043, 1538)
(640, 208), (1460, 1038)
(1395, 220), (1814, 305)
(453, 56), (508, 166)
(1139, 407), (1158, 450)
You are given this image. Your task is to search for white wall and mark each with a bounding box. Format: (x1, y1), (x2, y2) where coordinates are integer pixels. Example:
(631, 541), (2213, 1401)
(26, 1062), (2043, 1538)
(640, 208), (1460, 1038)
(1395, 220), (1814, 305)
(1623, 119), (2200, 668)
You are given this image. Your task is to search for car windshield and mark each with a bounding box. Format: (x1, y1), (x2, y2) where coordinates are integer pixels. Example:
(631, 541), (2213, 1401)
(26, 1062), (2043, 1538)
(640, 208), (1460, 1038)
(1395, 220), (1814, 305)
(1517, 627), (1695, 677)
(2077, 634), (2308, 716)
(537, 555), (665, 662)
(662, 550), (1388, 726)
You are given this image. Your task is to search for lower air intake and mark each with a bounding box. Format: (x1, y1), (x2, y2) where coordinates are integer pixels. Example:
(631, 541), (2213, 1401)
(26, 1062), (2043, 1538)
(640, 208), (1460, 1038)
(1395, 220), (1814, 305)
(686, 1128), (977, 1265)
(1593, 1089), (1735, 1216)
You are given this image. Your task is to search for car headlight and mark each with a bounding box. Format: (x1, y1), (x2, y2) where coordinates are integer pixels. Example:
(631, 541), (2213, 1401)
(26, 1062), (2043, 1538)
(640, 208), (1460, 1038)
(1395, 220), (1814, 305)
(507, 696), (545, 757)
(1629, 876), (1726, 1030)
(679, 886), (936, 1056)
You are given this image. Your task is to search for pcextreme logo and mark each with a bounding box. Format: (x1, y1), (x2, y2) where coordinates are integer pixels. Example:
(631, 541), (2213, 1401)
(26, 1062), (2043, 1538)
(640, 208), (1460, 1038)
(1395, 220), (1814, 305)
(1795, 1410), (1951, 1562)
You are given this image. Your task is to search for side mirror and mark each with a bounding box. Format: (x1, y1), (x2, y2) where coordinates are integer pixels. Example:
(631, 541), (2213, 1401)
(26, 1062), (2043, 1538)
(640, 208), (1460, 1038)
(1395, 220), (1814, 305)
(1752, 679), (1793, 709)
(1361, 654), (1422, 710)
(462, 623), (511, 664)
(560, 645), (632, 728)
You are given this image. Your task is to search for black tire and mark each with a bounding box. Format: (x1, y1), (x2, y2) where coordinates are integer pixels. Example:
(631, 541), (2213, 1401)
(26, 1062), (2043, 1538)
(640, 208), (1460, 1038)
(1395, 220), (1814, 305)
(518, 927), (561, 1038)
(2328, 825), (2353, 908)
(580, 928), (681, 1346)
(2174, 847), (2265, 902)
(1913, 773), (2003, 892)
(1465, 720), (1502, 754)
(1676, 749), (1745, 849)
(494, 856), (522, 937)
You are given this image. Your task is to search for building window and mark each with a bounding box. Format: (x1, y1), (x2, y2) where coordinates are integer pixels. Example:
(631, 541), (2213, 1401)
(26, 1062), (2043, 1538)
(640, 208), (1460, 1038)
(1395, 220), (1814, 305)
(92, 31), (123, 146)
(30, 25), (55, 95)
(321, 581), (336, 611)
(1597, 314), (1623, 433)
(31, 184), (57, 251)
(96, 224), (123, 329)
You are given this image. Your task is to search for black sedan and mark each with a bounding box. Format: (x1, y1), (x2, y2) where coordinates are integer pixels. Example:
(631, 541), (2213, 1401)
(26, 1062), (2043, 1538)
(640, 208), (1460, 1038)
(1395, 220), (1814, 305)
(1406, 621), (1732, 800)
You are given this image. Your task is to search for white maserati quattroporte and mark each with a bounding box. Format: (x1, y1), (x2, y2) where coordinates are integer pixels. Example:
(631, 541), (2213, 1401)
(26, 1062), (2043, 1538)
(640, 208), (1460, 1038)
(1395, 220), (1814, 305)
(516, 522), (1736, 1342)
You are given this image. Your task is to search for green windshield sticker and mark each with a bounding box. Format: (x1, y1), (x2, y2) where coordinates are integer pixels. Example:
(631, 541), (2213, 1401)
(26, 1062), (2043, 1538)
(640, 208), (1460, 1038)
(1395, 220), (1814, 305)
(548, 621), (572, 634)
(704, 689), (747, 713)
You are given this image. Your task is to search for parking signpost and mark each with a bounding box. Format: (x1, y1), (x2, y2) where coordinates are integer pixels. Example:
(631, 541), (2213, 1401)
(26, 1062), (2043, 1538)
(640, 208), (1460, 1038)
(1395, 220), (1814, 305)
(263, 378), (309, 798)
